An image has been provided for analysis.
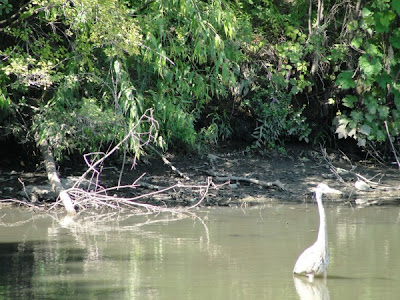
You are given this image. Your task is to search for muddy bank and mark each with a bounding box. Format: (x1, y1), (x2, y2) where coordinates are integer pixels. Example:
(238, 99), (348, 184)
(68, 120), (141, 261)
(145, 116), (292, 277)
(1, 144), (400, 209)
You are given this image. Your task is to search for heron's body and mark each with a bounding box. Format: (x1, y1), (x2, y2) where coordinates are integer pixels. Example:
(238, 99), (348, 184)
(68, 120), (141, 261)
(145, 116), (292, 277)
(293, 183), (342, 281)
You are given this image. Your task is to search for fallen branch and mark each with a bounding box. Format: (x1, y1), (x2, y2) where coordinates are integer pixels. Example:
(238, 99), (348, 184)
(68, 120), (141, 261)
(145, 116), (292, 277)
(146, 143), (190, 181)
(36, 135), (76, 215)
(205, 170), (285, 190)
(47, 177), (224, 213)
(42, 109), (225, 213)
(14, 109), (224, 214)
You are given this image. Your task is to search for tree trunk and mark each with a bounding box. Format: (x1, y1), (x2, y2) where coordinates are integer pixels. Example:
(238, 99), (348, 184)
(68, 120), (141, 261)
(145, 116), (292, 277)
(36, 136), (76, 215)
(310, 0), (325, 76)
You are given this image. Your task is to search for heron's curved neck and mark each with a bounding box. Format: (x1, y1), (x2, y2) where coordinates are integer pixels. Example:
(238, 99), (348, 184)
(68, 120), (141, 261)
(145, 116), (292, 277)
(316, 191), (328, 246)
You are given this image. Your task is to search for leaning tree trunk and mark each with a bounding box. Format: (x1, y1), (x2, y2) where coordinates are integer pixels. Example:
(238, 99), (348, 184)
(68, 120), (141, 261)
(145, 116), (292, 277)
(36, 136), (76, 215)
(310, 0), (324, 76)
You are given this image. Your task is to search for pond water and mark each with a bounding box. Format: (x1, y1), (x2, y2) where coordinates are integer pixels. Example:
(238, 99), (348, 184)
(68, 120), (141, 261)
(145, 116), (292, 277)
(0, 203), (400, 299)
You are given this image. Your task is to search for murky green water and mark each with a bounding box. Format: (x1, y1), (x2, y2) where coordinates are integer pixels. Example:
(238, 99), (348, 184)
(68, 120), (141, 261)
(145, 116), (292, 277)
(0, 204), (399, 299)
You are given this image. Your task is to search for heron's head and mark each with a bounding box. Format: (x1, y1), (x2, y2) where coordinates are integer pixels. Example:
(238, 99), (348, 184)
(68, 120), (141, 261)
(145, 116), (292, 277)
(315, 183), (342, 195)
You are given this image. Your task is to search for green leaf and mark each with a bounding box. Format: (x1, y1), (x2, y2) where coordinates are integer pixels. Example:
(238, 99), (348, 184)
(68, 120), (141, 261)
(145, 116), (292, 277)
(342, 95), (358, 108)
(347, 20), (358, 31)
(359, 55), (382, 77)
(375, 12), (390, 33)
(350, 110), (364, 122)
(378, 106), (389, 119)
(357, 137), (366, 147)
(376, 73), (391, 90)
(365, 43), (381, 56)
(335, 71), (355, 89)
(365, 95), (378, 114)
(359, 124), (371, 135)
(380, 13), (390, 27)
(390, 28), (400, 49)
(393, 0), (400, 16)
(395, 94), (400, 110)
(362, 7), (373, 18)
(365, 113), (375, 123)
(351, 37), (363, 49)
(222, 62), (229, 83)
(377, 130), (386, 141)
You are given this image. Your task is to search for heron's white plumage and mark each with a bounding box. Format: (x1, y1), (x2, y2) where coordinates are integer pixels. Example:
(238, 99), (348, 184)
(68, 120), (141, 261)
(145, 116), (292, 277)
(293, 183), (342, 281)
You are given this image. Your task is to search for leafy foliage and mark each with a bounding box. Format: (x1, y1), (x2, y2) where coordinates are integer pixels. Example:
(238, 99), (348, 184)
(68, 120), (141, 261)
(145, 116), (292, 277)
(128, 0), (242, 149)
(0, 0), (399, 162)
(333, 0), (400, 147)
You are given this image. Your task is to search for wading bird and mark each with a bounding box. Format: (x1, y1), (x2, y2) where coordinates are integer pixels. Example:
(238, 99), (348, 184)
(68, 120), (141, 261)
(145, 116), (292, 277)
(293, 183), (342, 281)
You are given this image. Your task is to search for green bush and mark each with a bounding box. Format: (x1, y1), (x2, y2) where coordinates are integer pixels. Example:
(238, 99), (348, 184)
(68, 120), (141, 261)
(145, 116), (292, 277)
(333, 1), (400, 147)
(243, 79), (310, 149)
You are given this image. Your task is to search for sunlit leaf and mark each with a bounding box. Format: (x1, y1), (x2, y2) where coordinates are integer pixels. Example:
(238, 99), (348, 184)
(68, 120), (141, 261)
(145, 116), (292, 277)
(335, 71), (355, 89)
(351, 37), (363, 49)
(359, 55), (382, 77)
(362, 7), (373, 18)
(335, 124), (348, 139)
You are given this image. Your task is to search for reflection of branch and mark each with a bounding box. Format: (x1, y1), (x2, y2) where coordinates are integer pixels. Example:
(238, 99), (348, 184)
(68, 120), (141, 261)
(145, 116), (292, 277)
(0, 208), (47, 226)
(193, 212), (210, 246)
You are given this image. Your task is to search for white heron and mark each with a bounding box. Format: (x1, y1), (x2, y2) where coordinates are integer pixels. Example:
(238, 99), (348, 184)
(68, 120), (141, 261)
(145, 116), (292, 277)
(293, 183), (342, 281)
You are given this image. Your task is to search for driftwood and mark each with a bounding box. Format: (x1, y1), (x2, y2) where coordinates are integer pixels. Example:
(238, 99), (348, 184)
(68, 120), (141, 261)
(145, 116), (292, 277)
(44, 110), (225, 213)
(205, 170), (285, 190)
(353, 189), (400, 206)
(6, 110), (226, 214)
(36, 136), (76, 215)
(319, 145), (400, 206)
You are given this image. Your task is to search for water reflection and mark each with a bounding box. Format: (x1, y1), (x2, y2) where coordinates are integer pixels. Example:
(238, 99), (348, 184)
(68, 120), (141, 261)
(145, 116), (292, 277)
(1, 206), (400, 299)
(293, 276), (329, 300)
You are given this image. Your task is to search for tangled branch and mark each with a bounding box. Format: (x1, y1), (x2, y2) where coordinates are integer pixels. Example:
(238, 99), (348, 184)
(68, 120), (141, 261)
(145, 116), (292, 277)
(46, 109), (225, 213)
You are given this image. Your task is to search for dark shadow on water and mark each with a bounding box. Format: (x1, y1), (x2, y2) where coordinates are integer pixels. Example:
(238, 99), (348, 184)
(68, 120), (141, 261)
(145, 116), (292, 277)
(0, 242), (36, 299)
(0, 240), (91, 299)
